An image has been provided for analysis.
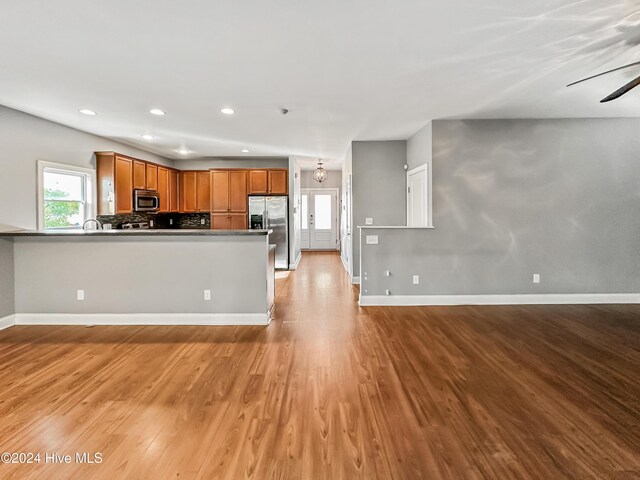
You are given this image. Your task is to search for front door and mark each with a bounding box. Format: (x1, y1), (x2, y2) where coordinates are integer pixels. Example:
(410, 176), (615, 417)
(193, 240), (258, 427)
(301, 189), (338, 250)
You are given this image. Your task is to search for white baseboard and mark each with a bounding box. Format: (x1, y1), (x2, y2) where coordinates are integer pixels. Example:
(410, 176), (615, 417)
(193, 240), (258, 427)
(13, 312), (271, 326)
(0, 314), (16, 331)
(289, 252), (302, 270)
(351, 276), (360, 285)
(359, 293), (640, 307)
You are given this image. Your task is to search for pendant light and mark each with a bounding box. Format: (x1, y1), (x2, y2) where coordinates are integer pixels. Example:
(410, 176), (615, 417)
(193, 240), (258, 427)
(313, 160), (328, 183)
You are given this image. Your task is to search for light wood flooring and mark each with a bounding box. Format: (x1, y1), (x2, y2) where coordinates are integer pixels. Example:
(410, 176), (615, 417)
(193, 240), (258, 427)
(0, 251), (639, 479)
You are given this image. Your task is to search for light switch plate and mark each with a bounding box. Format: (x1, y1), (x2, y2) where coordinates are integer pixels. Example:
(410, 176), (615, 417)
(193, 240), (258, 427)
(366, 235), (379, 245)
(204, 289), (211, 301)
(533, 274), (540, 284)
(365, 218), (373, 225)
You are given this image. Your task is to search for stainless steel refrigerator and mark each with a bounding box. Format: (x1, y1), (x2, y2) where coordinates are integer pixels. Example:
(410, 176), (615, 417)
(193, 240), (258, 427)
(248, 196), (289, 269)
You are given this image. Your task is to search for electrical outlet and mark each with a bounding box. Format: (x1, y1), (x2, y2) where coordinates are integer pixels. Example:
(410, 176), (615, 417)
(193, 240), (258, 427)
(150, 219), (154, 228)
(203, 289), (211, 301)
(366, 235), (379, 245)
(169, 219), (173, 225)
(413, 275), (420, 285)
(77, 289), (85, 301)
(385, 289), (391, 296)
(533, 274), (541, 284)
(201, 218), (206, 225)
(385, 270), (391, 277)
(365, 218), (373, 225)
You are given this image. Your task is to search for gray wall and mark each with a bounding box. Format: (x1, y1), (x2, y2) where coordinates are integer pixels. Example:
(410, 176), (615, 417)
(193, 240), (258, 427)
(407, 121), (432, 170)
(360, 118), (640, 296)
(300, 170), (342, 189)
(0, 239), (14, 318)
(0, 105), (173, 230)
(177, 157), (289, 170)
(14, 236), (269, 314)
(352, 140), (407, 277)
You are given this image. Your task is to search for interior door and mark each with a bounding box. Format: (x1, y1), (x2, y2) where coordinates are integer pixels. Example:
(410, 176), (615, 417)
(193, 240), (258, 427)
(407, 164), (429, 227)
(302, 189), (338, 250)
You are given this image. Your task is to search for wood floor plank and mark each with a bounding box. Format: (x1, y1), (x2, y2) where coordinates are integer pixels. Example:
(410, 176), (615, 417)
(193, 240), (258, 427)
(0, 251), (638, 479)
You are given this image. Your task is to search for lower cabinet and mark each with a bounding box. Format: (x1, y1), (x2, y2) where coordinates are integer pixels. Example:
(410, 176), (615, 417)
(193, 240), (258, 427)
(211, 213), (247, 230)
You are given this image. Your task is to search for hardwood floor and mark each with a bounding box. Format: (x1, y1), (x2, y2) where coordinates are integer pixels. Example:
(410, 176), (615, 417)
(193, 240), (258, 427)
(1, 251), (639, 479)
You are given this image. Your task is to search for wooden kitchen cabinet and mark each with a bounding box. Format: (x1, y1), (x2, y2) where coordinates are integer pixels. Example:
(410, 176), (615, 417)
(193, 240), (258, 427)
(230, 213), (247, 229)
(157, 166), (169, 212)
(146, 163), (158, 190)
(196, 171), (211, 212)
(248, 170), (268, 194)
(268, 169), (288, 194)
(96, 152), (133, 215)
(133, 160), (147, 189)
(210, 170), (230, 212)
(179, 171), (197, 212)
(210, 169), (248, 229)
(229, 170), (248, 212)
(210, 213), (247, 230)
(169, 170), (179, 212)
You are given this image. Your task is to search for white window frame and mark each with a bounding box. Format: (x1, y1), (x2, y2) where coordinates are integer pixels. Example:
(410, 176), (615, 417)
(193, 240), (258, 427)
(37, 160), (96, 230)
(406, 162), (433, 228)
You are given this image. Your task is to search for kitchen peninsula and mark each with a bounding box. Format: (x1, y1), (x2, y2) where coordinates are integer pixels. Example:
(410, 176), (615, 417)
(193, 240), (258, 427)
(0, 228), (275, 326)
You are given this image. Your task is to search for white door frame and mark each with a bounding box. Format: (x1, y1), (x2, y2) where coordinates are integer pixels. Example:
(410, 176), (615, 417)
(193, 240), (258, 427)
(301, 188), (340, 251)
(406, 163), (433, 228)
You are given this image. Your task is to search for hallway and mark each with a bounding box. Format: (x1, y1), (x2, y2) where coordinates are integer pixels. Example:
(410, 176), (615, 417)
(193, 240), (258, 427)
(0, 251), (638, 479)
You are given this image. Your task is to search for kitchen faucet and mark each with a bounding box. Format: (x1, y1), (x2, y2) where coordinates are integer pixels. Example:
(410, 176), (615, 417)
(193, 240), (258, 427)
(82, 219), (102, 230)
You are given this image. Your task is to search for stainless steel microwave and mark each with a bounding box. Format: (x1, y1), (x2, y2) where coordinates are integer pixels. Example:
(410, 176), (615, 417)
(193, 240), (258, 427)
(133, 189), (160, 212)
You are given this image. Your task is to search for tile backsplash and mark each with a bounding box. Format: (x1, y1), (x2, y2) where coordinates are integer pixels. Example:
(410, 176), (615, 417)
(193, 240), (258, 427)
(97, 212), (211, 229)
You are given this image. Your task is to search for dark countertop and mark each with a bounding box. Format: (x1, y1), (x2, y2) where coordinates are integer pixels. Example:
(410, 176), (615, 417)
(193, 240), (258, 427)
(0, 229), (272, 237)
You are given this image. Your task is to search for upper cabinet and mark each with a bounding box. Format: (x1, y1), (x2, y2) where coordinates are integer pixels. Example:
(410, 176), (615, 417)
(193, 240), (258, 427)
(146, 163), (158, 190)
(169, 170), (179, 212)
(196, 171), (211, 212)
(211, 169), (248, 217)
(247, 168), (287, 195)
(248, 170), (268, 195)
(96, 152), (133, 215)
(133, 160), (146, 190)
(179, 171), (210, 213)
(229, 170), (248, 212)
(157, 166), (169, 213)
(268, 169), (288, 194)
(96, 153), (287, 221)
(179, 171), (198, 212)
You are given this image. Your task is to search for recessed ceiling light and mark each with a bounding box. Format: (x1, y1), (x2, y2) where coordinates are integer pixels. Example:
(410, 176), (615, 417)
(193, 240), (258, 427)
(79, 109), (97, 116)
(177, 148), (190, 155)
(221, 107), (235, 115)
(141, 134), (155, 140)
(149, 109), (166, 116)
(241, 149), (250, 153)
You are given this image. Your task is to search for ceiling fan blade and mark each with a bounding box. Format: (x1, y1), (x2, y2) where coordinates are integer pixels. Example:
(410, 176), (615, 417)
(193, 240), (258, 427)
(567, 61), (640, 87)
(600, 74), (640, 102)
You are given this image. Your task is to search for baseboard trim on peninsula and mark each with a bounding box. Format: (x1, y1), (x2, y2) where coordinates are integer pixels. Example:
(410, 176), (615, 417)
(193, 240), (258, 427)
(0, 314), (16, 331)
(359, 293), (640, 307)
(13, 313), (271, 326)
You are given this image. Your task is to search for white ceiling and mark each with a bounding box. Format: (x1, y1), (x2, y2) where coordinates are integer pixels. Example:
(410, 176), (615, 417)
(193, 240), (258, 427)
(1, 1), (640, 164)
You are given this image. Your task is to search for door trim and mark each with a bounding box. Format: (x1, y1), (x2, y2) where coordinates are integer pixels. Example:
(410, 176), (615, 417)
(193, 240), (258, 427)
(301, 188), (340, 251)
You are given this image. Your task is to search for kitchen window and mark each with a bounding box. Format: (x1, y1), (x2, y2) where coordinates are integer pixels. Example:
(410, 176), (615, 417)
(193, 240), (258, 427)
(37, 161), (95, 229)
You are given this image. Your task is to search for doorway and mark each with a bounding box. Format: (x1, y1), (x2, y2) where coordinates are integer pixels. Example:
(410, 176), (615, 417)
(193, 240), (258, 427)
(406, 163), (432, 227)
(301, 189), (339, 250)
